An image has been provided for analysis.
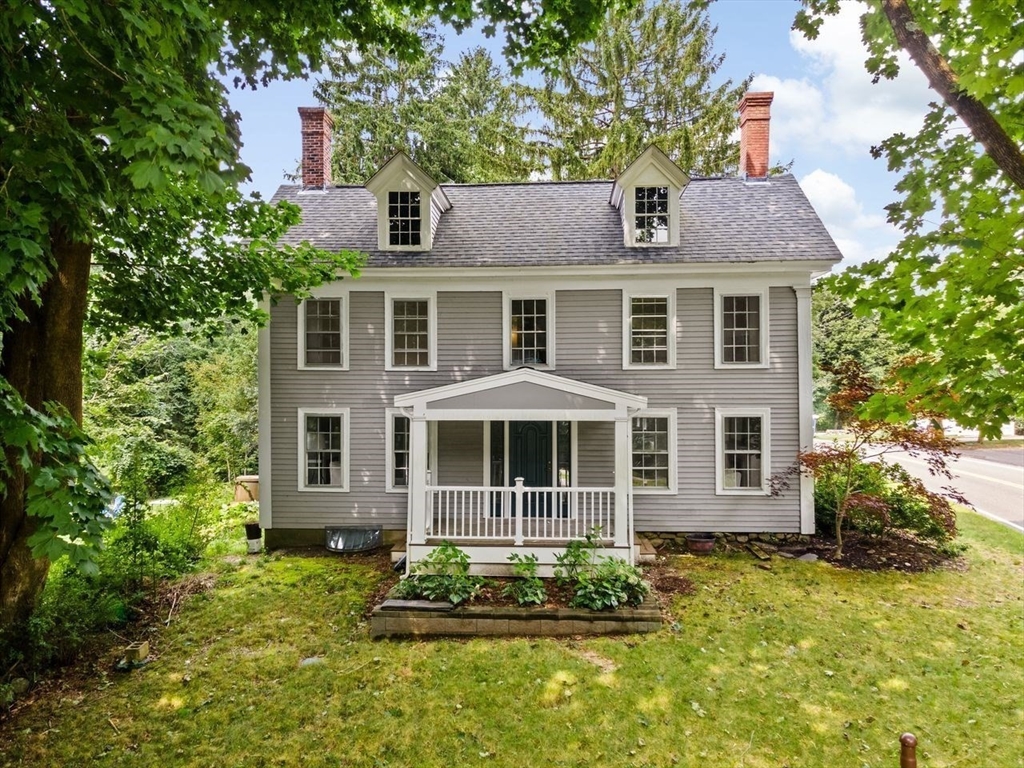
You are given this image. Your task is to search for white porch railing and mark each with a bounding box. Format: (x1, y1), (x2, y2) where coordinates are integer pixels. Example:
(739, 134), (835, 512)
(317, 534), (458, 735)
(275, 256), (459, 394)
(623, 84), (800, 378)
(425, 479), (616, 545)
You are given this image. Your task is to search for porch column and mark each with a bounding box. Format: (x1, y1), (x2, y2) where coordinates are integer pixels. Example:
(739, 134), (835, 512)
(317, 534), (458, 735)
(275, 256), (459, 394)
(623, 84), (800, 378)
(613, 415), (630, 548)
(409, 415), (429, 545)
(794, 285), (815, 534)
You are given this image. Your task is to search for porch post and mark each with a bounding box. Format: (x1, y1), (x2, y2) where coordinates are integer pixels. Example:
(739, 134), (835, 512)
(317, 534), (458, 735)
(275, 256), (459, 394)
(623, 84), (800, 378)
(613, 415), (630, 549)
(409, 415), (429, 545)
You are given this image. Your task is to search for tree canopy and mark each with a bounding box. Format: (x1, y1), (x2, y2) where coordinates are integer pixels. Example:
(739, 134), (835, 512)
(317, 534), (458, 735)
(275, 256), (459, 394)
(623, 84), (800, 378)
(0, 0), (623, 626)
(796, 0), (1024, 436)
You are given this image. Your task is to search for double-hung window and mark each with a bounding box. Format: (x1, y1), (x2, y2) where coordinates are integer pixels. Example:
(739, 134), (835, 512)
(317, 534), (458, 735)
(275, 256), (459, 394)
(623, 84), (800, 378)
(505, 293), (553, 369)
(301, 297), (347, 369)
(624, 293), (675, 368)
(388, 191), (421, 246)
(386, 293), (436, 370)
(299, 408), (349, 491)
(715, 408), (770, 494)
(634, 186), (670, 244)
(387, 412), (410, 491)
(631, 411), (676, 492)
(714, 289), (768, 368)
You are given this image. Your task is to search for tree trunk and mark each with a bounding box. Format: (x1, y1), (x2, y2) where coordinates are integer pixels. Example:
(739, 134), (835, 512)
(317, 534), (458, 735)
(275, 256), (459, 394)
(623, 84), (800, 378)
(0, 228), (92, 627)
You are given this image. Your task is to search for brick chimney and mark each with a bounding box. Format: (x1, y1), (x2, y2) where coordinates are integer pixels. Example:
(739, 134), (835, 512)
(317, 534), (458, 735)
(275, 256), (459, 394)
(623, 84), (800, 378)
(738, 92), (774, 179)
(298, 107), (334, 188)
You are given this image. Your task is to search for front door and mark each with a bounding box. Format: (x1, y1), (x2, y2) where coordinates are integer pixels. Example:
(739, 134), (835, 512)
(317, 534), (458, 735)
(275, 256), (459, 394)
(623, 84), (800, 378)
(510, 421), (552, 517)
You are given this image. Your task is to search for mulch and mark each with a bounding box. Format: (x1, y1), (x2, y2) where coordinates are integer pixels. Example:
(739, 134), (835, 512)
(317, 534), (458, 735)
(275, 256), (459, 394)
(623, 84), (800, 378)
(780, 530), (965, 573)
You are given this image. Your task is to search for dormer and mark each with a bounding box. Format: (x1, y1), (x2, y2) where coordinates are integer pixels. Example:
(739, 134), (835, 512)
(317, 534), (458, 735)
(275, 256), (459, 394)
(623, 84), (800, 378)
(364, 152), (451, 252)
(610, 146), (690, 247)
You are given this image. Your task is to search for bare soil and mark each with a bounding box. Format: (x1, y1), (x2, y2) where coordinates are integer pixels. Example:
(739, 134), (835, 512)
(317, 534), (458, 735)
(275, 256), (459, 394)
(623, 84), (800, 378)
(776, 531), (964, 573)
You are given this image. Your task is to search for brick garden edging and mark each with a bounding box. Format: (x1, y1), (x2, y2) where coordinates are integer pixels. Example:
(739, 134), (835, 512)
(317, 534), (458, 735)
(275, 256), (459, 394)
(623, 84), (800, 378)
(370, 595), (663, 639)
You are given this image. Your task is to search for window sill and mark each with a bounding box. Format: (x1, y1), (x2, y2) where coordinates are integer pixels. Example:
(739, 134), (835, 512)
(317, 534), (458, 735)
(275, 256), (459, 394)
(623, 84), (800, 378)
(298, 364), (350, 372)
(385, 487), (409, 494)
(715, 488), (770, 497)
(298, 486), (349, 493)
(713, 362), (770, 371)
(385, 365), (437, 373)
(633, 487), (676, 495)
(623, 363), (676, 371)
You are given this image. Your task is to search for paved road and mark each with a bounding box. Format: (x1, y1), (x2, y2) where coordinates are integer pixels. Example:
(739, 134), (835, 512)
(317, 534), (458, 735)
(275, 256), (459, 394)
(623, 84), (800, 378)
(888, 447), (1024, 532)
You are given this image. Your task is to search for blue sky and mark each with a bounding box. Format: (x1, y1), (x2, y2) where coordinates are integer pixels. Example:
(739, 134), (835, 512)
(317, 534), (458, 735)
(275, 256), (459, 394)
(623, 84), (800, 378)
(225, 1), (932, 270)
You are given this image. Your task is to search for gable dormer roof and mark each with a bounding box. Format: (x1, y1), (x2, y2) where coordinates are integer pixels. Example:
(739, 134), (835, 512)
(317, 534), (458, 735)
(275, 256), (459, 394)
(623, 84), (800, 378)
(610, 145), (691, 209)
(364, 152), (452, 251)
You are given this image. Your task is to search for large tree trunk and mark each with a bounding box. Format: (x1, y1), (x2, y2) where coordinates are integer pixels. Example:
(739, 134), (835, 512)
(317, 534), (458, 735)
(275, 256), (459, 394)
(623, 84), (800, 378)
(0, 228), (92, 627)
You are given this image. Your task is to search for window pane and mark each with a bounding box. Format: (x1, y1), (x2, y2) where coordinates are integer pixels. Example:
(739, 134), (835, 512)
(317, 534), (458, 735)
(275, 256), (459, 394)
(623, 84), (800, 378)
(510, 299), (547, 366)
(722, 295), (762, 364)
(387, 191), (422, 246)
(305, 299), (342, 366)
(631, 416), (670, 488)
(630, 296), (668, 365)
(722, 415), (763, 489)
(305, 415), (343, 486)
(634, 187), (670, 243)
(392, 299), (430, 367)
(392, 415), (410, 488)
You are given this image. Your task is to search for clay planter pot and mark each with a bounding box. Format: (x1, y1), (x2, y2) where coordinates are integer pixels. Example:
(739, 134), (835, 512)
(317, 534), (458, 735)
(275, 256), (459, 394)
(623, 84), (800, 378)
(685, 533), (716, 554)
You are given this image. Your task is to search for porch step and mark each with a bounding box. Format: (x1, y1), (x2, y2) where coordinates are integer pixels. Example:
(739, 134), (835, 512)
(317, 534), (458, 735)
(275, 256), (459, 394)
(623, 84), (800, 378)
(635, 535), (657, 564)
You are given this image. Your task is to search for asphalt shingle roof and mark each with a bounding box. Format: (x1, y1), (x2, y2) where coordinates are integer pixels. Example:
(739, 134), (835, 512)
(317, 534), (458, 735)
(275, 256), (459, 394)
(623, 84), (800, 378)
(270, 176), (843, 268)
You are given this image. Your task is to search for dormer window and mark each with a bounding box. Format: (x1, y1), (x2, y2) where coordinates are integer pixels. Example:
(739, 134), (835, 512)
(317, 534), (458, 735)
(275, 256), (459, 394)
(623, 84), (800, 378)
(610, 145), (689, 248)
(634, 186), (670, 244)
(388, 191), (421, 246)
(365, 152), (451, 252)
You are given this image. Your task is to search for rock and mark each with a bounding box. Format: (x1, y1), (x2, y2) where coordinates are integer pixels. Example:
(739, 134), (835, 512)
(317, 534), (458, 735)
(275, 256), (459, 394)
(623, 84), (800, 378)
(300, 656), (325, 667)
(797, 553), (819, 562)
(746, 543), (771, 561)
(736, 535), (749, 543)
(755, 563), (773, 572)
(777, 552), (795, 559)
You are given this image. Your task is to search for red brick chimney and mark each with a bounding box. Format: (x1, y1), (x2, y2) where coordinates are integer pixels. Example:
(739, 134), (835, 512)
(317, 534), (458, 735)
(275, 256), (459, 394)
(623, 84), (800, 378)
(738, 92), (774, 179)
(298, 107), (334, 188)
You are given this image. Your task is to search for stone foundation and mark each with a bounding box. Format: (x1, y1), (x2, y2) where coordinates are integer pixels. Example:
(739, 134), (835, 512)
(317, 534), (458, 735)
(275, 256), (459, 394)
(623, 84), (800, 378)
(370, 595), (663, 639)
(639, 531), (811, 549)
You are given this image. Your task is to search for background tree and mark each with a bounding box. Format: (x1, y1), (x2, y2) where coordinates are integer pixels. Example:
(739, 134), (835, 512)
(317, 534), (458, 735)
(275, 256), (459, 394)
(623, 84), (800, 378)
(796, 0), (1024, 436)
(540, 0), (748, 179)
(0, 0), (621, 627)
(316, 23), (539, 183)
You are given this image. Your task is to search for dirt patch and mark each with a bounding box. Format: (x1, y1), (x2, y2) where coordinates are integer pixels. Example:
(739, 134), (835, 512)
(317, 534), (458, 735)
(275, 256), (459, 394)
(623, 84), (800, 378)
(573, 648), (617, 673)
(779, 531), (965, 573)
(643, 563), (696, 597)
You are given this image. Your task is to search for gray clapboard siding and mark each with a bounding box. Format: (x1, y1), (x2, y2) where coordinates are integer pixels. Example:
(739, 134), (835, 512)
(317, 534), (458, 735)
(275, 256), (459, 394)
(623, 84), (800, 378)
(270, 285), (803, 533)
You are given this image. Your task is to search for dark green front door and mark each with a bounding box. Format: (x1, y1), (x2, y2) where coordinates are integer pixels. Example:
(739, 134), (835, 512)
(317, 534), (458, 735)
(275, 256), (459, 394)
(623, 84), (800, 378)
(510, 421), (552, 517)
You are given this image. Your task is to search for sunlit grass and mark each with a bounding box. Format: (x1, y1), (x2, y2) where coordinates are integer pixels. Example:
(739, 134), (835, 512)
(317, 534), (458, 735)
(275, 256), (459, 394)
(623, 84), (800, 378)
(2, 510), (1021, 767)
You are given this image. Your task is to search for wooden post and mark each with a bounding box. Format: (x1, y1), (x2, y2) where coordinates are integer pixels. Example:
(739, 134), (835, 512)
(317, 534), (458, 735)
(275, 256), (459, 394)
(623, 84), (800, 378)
(900, 733), (917, 768)
(513, 477), (525, 545)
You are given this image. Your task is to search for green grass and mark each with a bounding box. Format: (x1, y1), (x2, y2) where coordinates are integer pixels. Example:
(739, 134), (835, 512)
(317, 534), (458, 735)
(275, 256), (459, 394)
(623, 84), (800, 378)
(2, 512), (1021, 768)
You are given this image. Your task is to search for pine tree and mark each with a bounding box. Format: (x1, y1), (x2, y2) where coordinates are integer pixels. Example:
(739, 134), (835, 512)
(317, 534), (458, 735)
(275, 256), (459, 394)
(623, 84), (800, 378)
(539, 1), (749, 180)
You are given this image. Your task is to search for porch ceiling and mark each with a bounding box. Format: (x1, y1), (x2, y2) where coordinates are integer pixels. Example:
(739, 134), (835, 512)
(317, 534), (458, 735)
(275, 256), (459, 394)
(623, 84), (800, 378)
(394, 368), (647, 421)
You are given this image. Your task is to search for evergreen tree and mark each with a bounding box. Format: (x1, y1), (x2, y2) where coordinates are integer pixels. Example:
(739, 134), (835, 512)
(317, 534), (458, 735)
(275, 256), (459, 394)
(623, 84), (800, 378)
(539, 1), (749, 180)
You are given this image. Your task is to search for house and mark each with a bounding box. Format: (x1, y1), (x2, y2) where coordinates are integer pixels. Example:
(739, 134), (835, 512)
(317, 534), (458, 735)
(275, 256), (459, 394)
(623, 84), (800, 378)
(258, 92), (842, 572)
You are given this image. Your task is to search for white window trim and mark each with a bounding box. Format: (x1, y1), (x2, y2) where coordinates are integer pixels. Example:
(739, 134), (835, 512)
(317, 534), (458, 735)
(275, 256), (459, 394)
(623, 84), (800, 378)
(297, 407), (350, 492)
(631, 409), (678, 495)
(713, 287), (770, 369)
(384, 291), (437, 371)
(385, 408), (410, 493)
(622, 291), (677, 370)
(297, 296), (349, 371)
(502, 290), (556, 371)
(628, 185), (679, 248)
(380, 189), (429, 252)
(715, 407), (771, 496)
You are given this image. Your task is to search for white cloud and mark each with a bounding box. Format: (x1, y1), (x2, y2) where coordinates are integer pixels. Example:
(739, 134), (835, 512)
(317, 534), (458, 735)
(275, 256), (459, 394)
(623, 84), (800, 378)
(799, 169), (898, 267)
(754, 2), (931, 157)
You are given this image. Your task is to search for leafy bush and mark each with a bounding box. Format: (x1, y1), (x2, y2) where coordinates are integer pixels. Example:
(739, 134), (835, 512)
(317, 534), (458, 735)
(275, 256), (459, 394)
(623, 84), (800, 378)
(393, 542), (486, 606)
(553, 528), (602, 586)
(570, 556), (650, 610)
(502, 553), (547, 606)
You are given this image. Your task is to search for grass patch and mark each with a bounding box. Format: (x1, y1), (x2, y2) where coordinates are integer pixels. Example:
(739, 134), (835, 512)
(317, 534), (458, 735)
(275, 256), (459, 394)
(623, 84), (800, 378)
(2, 511), (1021, 768)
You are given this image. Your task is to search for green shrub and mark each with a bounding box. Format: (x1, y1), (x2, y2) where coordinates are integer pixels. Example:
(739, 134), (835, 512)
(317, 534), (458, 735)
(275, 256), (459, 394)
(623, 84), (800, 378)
(553, 528), (602, 586)
(393, 542), (486, 606)
(570, 556), (650, 611)
(813, 460), (888, 533)
(503, 553), (547, 606)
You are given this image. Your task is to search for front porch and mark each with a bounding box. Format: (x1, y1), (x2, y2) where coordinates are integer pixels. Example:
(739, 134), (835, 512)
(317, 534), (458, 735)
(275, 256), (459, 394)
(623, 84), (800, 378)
(394, 369), (649, 574)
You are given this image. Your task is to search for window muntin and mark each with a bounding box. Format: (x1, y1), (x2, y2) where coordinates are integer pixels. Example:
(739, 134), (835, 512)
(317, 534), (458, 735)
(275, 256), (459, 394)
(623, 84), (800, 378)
(392, 299), (429, 367)
(722, 294), (762, 364)
(722, 415), (763, 490)
(391, 415), (410, 489)
(304, 415), (344, 487)
(630, 297), (669, 365)
(510, 298), (548, 366)
(388, 191), (421, 246)
(632, 416), (670, 488)
(304, 299), (343, 366)
(634, 186), (670, 244)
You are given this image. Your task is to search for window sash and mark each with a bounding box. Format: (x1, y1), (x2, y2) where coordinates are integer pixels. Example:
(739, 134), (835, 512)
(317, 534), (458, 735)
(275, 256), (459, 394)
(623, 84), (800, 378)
(392, 415), (410, 488)
(510, 298), (548, 366)
(634, 186), (670, 244)
(722, 295), (762, 364)
(631, 416), (670, 488)
(388, 191), (422, 246)
(305, 299), (343, 366)
(630, 296), (668, 365)
(305, 415), (344, 487)
(722, 415), (763, 489)
(392, 299), (430, 367)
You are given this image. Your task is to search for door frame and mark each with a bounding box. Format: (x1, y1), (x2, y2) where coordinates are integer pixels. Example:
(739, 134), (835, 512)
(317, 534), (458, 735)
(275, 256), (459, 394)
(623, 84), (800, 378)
(483, 420), (578, 490)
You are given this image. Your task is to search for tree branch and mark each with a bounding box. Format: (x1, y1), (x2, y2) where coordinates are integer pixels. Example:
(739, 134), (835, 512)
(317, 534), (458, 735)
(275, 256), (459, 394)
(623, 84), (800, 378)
(880, 0), (1024, 190)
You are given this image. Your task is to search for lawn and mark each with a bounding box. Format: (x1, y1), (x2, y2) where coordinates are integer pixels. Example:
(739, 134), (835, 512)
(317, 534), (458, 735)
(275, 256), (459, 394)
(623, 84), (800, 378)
(2, 512), (1021, 768)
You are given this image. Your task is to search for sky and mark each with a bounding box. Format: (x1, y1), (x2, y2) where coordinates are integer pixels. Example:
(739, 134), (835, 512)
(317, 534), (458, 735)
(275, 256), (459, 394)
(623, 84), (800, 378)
(225, 1), (934, 271)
